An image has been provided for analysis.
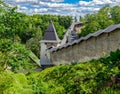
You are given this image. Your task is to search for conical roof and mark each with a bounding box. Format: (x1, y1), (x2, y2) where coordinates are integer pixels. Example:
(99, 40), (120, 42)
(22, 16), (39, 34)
(43, 20), (60, 42)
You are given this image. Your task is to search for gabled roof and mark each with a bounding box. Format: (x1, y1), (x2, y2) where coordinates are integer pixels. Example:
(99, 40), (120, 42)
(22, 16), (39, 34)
(43, 20), (60, 42)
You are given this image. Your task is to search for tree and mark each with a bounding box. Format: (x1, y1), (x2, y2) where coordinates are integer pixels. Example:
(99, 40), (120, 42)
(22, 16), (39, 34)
(58, 16), (72, 29)
(54, 22), (66, 39)
(81, 21), (101, 36)
(26, 27), (42, 58)
(80, 5), (114, 37)
(110, 6), (120, 24)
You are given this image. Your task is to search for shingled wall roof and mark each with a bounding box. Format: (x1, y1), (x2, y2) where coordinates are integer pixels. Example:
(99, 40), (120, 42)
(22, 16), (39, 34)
(50, 24), (120, 52)
(43, 20), (60, 42)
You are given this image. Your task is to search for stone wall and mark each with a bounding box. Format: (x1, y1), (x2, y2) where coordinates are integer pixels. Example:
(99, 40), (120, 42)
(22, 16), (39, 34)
(50, 29), (120, 65)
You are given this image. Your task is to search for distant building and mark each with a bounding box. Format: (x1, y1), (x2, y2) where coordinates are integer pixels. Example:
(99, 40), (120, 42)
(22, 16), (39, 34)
(40, 20), (83, 67)
(40, 20), (61, 66)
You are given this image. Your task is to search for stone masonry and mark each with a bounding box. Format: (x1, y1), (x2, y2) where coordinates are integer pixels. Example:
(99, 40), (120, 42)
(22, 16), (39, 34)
(50, 24), (120, 65)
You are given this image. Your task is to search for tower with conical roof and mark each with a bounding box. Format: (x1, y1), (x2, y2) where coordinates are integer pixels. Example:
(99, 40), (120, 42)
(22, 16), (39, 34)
(40, 20), (61, 67)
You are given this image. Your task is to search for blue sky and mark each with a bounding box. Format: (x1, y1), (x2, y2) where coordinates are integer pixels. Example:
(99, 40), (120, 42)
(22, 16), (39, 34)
(64, 0), (91, 3)
(4, 0), (120, 17)
(64, 0), (81, 3)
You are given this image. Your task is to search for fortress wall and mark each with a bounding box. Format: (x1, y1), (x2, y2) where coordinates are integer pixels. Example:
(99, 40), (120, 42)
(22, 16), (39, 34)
(77, 41), (87, 62)
(85, 37), (96, 61)
(65, 48), (71, 61)
(51, 51), (57, 63)
(55, 49), (64, 64)
(72, 44), (79, 63)
(51, 29), (120, 65)
(60, 48), (66, 62)
(95, 33), (108, 58)
(108, 30), (120, 52)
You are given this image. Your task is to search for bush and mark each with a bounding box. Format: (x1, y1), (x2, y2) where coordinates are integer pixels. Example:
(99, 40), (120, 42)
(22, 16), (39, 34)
(0, 39), (35, 72)
(0, 70), (33, 94)
(1, 49), (120, 94)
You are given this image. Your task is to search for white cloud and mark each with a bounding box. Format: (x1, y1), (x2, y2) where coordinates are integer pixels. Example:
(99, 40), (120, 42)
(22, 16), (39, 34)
(16, 0), (38, 3)
(79, 0), (120, 7)
(34, 8), (48, 13)
(15, 0), (63, 3)
(79, 0), (113, 7)
(51, 0), (64, 2)
(39, 1), (74, 8)
(31, 5), (40, 8)
(79, 1), (91, 6)
(4, 0), (120, 17)
(20, 6), (28, 10)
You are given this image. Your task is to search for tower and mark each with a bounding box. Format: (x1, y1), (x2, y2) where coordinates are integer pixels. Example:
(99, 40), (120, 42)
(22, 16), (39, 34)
(40, 20), (61, 67)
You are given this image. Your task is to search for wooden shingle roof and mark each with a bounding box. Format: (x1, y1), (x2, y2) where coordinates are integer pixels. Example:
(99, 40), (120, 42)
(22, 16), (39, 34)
(43, 20), (60, 42)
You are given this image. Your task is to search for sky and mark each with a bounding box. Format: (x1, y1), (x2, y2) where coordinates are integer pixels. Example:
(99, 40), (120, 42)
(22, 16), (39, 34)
(4, 0), (120, 17)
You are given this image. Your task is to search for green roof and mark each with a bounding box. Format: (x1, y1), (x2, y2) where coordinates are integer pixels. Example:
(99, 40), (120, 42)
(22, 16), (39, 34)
(29, 51), (41, 66)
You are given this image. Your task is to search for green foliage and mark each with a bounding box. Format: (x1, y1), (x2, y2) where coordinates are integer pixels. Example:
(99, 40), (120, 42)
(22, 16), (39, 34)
(0, 70), (33, 94)
(100, 49), (120, 70)
(81, 21), (101, 36)
(0, 1), (72, 70)
(1, 2), (120, 94)
(0, 39), (35, 72)
(101, 87), (120, 94)
(80, 5), (115, 37)
(26, 49), (120, 94)
(31, 14), (72, 40)
(0, 50), (120, 94)
(54, 22), (66, 39)
(0, 2), (72, 57)
(111, 6), (120, 24)
(58, 15), (73, 29)
(26, 27), (42, 58)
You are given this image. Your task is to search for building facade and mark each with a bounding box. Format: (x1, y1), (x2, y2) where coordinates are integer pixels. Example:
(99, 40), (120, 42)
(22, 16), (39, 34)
(40, 20), (60, 66)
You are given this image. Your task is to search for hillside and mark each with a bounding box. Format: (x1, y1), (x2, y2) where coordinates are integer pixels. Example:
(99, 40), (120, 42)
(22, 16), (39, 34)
(1, 1), (120, 94)
(0, 49), (120, 94)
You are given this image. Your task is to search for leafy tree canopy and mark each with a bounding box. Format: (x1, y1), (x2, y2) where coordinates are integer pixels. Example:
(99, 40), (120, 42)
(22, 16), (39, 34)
(80, 5), (120, 37)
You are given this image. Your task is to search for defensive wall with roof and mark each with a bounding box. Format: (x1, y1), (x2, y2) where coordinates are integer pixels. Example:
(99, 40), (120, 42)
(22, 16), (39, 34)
(40, 20), (60, 66)
(50, 24), (120, 65)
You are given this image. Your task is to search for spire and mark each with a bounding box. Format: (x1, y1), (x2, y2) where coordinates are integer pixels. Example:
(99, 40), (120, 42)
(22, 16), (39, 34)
(43, 20), (60, 42)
